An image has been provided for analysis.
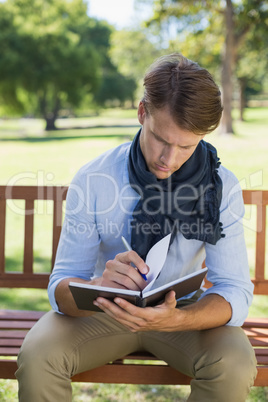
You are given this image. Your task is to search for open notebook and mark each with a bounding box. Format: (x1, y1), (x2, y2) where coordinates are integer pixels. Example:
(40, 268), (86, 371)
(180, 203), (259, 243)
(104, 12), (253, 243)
(69, 234), (207, 312)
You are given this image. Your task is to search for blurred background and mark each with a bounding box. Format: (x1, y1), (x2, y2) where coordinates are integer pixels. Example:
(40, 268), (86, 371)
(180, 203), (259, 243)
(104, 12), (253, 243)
(0, 0), (268, 400)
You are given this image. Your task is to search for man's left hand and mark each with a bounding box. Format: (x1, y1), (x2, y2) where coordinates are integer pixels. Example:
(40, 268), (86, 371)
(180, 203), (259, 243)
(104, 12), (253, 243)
(93, 291), (178, 332)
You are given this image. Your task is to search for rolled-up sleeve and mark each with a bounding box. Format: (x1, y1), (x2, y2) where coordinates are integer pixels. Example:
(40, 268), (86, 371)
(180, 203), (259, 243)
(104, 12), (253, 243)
(48, 170), (100, 313)
(199, 167), (254, 326)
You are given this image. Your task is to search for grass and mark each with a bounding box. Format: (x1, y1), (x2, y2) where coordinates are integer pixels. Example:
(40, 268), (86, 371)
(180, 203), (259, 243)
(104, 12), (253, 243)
(0, 107), (268, 400)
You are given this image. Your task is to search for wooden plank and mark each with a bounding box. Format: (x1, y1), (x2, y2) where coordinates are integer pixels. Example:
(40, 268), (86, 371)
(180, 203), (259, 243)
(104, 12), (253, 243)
(0, 360), (17, 379)
(256, 356), (268, 365)
(0, 186), (68, 201)
(0, 320), (40, 330)
(243, 317), (268, 326)
(0, 330), (28, 339)
(1, 187), (262, 205)
(245, 328), (268, 337)
(23, 199), (34, 274)
(52, 200), (63, 269)
(242, 190), (268, 206)
(251, 280), (268, 294)
(0, 347), (20, 355)
(0, 339), (23, 347)
(121, 351), (159, 360)
(0, 309), (45, 320)
(0, 199), (6, 274)
(0, 273), (50, 288)
(0, 357), (268, 385)
(250, 338), (268, 347)
(255, 349), (268, 356)
(254, 366), (268, 387)
(255, 204), (266, 281)
(71, 364), (192, 385)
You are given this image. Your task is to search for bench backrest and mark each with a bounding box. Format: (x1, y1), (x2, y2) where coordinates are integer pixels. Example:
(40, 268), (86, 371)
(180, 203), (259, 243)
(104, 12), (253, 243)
(0, 186), (267, 294)
(0, 186), (68, 288)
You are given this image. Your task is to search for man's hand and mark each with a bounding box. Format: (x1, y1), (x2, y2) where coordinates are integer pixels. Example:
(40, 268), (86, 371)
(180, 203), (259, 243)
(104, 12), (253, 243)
(93, 292), (232, 333)
(100, 250), (149, 291)
(93, 290), (178, 332)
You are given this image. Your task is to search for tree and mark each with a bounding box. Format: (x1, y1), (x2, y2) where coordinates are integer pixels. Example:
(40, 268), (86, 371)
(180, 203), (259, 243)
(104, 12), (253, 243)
(138, 0), (268, 134)
(0, 0), (111, 130)
(94, 66), (137, 108)
(235, 17), (268, 121)
(109, 28), (163, 104)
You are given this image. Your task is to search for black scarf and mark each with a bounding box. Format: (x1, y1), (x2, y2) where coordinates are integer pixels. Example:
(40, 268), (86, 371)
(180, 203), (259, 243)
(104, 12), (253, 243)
(128, 129), (224, 260)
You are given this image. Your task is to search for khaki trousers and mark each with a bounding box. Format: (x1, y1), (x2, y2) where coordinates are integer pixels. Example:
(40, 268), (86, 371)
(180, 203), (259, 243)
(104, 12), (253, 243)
(16, 306), (257, 402)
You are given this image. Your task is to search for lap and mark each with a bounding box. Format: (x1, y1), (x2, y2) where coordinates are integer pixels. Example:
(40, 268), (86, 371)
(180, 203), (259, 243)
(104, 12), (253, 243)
(20, 310), (141, 376)
(140, 325), (256, 378)
(20, 309), (256, 379)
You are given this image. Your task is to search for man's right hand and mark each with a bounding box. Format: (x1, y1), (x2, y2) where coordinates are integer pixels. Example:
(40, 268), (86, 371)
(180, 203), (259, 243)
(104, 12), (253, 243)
(100, 250), (149, 291)
(55, 251), (148, 317)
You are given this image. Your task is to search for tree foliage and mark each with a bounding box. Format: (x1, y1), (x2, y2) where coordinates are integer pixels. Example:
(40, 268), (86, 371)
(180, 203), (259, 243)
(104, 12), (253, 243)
(109, 28), (163, 102)
(0, 0), (136, 129)
(137, 0), (268, 134)
(110, 29), (161, 81)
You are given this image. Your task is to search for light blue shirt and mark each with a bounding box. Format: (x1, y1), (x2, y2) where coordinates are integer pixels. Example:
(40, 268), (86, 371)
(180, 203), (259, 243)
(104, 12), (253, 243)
(48, 141), (254, 326)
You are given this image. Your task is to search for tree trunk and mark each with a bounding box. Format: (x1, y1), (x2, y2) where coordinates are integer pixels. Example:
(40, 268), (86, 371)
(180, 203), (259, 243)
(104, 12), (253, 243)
(45, 113), (57, 131)
(239, 78), (247, 121)
(39, 89), (60, 131)
(44, 95), (60, 131)
(220, 0), (235, 135)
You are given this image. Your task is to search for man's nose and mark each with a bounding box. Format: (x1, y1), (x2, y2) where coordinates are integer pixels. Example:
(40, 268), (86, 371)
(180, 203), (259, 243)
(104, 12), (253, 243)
(160, 146), (177, 167)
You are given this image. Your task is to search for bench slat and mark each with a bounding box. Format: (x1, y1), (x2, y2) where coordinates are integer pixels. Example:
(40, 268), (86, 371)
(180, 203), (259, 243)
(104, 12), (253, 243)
(0, 310), (45, 320)
(255, 204), (266, 282)
(52, 200), (63, 269)
(255, 349), (268, 356)
(23, 199), (34, 274)
(243, 318), (268, 327)
(249, 338), (268, 347)
(0, 359), (267, 386)
(0, 347), (20, 355)
(0, 320), (39, 330)
(0, 330), (28, 339)
(0, 360), (18, 380)
(0, 273), (49, 288)
(71, 363), (192, 385)
(0, 199), (6, 274)
(0, 339), (23, 347)
(244, 329), (268, 337)
(0, 186), (68, 201)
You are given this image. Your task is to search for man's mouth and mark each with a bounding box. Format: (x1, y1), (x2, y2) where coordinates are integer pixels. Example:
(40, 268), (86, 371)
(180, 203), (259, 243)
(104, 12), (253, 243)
(155, 163), (171, 172)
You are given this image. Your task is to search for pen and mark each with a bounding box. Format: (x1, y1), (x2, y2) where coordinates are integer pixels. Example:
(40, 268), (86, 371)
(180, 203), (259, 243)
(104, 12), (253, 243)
(121, 236), (147, 280)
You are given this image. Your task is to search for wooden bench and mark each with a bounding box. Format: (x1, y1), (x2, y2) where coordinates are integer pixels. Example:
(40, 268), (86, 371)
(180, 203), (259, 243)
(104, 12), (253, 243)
(0, 185), (268, 386)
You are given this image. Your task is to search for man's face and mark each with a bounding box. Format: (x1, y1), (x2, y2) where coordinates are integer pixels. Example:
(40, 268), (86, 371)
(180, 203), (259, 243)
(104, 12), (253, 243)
(138, 102), (205, 180)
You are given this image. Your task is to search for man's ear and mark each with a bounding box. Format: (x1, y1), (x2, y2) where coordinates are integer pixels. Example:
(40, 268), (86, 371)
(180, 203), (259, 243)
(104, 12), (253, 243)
(137, 101), (146, 125)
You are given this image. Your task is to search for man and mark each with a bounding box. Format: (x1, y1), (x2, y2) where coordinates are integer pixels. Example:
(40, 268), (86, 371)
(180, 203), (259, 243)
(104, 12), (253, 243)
(16, 54), (257, 401)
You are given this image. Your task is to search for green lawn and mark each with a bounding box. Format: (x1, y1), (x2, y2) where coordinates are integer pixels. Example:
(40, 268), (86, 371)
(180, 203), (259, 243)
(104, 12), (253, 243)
(0, 107), (267, 401)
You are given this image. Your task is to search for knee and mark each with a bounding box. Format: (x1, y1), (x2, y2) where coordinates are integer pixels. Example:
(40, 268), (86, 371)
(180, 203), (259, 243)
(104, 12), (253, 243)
(195, 326), (257, 385)
(17, 327), (55, 379)
(16, 314), (72, 381)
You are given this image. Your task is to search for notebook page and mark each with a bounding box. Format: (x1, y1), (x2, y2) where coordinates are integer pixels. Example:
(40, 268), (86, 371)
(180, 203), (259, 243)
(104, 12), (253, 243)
(143, 233), (171, 292)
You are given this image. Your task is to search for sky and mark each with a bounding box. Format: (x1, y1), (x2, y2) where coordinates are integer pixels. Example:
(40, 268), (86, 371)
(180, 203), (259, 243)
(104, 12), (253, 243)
(0, 0), (150, 29)
(88, 0), (151, 29)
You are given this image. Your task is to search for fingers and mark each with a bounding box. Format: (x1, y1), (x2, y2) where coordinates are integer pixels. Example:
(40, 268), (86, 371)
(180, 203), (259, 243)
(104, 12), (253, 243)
(102, 251), (149, 291)
(116, 250), (148, 276)
(94, 297), (145, 331)
(94, 291), (178, 332)
(160, 290), (177, 309)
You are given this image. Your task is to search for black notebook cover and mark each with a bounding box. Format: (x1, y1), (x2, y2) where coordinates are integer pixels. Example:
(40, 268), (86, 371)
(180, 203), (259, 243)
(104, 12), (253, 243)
(69, 268), (208, 312)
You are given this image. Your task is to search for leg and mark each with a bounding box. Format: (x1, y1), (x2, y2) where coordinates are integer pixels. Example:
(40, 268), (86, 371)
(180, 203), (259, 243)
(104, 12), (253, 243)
(16, 311), (141, 402)
(141, 326), (257, 402)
